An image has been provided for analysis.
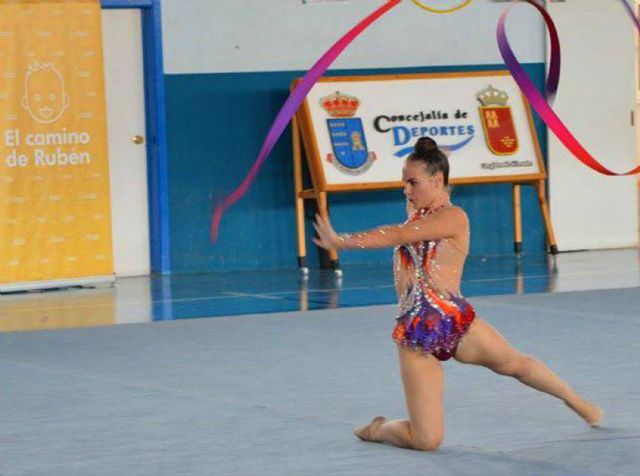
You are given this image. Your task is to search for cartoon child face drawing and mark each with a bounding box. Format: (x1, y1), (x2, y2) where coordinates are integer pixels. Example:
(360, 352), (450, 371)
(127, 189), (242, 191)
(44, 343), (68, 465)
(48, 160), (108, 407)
(21, 62), (70, 124)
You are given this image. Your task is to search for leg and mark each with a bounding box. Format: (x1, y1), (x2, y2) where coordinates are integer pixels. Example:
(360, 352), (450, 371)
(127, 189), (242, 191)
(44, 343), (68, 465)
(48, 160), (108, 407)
(354, 346), (445, 451)
(454, 318), (602, 426)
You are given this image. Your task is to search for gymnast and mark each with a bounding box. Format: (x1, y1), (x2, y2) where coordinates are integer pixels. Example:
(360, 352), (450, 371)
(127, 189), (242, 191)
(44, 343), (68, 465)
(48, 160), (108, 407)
(313, 136), (603, 451)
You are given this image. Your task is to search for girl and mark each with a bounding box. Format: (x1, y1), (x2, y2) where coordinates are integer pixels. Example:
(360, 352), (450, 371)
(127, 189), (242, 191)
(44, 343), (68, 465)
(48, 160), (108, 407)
(312, 136), (602, 451)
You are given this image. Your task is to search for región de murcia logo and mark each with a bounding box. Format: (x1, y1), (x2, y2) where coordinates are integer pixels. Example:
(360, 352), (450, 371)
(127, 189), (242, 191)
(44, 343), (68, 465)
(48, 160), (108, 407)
(476, 85), (519, 156)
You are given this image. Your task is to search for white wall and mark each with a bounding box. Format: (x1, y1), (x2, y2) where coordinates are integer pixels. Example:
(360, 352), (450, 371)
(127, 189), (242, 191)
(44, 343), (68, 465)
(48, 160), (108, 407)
(159, 0), (639, 252)
(161, 0), (545, 74)
(548, 0), (639, 250)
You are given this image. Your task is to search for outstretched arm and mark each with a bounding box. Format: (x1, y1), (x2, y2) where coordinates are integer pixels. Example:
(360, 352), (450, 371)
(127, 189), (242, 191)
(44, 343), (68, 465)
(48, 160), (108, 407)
(313, 207), (467, 251)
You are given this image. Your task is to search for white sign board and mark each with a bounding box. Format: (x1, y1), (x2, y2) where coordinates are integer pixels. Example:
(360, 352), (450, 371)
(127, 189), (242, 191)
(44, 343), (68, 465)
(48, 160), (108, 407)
(299, 71), (545, 189)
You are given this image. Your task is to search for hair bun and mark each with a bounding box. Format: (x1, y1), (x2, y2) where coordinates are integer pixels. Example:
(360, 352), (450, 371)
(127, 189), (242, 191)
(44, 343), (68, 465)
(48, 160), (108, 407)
(414, 136), (438, 154)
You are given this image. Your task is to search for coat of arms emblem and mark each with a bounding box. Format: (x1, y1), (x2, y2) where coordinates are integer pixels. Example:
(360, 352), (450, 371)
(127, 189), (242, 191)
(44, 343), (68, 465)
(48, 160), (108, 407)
(477, 85), (518, 155)
(320, 91), (376, 175)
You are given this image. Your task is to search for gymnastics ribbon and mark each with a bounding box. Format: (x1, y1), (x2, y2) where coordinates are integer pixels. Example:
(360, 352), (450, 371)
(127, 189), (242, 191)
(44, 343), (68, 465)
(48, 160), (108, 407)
(498, 0), (640, 176)
(210, 0), (401, 242)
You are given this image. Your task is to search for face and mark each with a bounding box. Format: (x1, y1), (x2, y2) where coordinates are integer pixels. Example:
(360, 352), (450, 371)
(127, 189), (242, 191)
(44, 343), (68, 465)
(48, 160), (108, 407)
(22, 68), (69, 124)
(402, 159), (445, 209)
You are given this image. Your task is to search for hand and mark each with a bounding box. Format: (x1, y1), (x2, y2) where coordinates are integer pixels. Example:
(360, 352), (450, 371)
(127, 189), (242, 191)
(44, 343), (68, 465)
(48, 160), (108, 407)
(312, 213), (343, 251)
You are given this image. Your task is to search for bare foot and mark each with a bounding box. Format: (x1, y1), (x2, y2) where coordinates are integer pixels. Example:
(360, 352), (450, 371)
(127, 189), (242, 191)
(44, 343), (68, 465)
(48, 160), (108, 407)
(567, 400), (603, 427)
(353, 416), (387, 442)
(585, 405), (604, 427)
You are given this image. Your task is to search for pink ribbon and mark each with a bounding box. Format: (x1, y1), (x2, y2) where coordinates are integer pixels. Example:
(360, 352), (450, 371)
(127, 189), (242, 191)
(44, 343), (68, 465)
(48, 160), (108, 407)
(210, 0), (401, 242)
(498, 0), (640, 176)
(211, 0), (640, 243)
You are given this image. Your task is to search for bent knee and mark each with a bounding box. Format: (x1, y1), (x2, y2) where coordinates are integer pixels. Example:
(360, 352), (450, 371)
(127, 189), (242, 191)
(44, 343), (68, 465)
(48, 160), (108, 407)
(413, 432), (443, 451)
(493, 354), (533, 379)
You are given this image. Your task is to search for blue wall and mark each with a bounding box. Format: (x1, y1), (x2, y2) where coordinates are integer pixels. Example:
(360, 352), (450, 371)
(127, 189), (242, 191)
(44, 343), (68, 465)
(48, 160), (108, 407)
(165, 63), (548, 273)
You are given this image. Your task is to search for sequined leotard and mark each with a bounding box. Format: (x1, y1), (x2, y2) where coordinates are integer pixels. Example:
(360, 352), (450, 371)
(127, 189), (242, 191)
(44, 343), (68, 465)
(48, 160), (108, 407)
(390, 206), (476, 360)
(343, 204), (475, 360)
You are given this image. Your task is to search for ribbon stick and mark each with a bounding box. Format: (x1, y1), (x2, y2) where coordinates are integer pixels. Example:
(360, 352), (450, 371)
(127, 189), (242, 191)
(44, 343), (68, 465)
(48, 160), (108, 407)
(498, 0), (640, 176)
(210, 0), (401, 242)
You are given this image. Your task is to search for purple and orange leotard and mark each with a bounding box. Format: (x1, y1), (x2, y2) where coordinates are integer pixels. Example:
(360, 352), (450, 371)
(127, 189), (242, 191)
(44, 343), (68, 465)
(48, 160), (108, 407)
(340, 204), (476, 360)
(390, 206), (476, 360)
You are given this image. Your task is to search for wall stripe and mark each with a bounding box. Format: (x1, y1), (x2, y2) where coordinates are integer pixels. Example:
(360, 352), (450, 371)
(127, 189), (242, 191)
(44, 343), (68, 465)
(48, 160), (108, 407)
(165, 63), (548, 273)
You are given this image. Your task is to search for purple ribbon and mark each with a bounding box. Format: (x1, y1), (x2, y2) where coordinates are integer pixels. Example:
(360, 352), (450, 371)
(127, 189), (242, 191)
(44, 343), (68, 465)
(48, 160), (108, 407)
(498, 0), (640, 176)
(211, 0), (640, 244)
(210, 0), (401, 242)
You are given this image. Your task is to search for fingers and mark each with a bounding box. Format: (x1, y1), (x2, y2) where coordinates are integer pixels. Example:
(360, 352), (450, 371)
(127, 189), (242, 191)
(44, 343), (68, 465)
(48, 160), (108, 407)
(313, 213), (335, 251)
(313, 214), (327, 235)
(312, 237), (330, 250)
(312, 222), (327, 246)
(315, 213), (327, 226)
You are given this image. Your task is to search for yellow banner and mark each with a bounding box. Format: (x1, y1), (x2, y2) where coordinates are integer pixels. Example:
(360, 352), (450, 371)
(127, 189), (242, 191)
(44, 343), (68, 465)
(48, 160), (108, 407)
(0, 0), (113, 285)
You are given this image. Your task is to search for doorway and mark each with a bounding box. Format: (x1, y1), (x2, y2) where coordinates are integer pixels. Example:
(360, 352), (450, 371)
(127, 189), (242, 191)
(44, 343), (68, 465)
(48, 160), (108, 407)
(101, 0), (170, 275)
